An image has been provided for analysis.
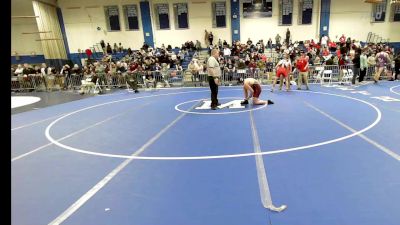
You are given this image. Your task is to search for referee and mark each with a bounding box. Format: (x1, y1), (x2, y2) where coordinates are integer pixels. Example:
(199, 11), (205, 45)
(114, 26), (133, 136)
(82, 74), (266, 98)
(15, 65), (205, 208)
(207, 48), (221, 110)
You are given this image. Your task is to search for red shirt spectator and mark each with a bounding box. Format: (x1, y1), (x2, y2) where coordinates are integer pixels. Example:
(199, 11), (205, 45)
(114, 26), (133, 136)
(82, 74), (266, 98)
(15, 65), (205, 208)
(85, 49), (92, 59)
(310, 39), (315, 47)
(296, 56), (309, 72)
(261, 55), (267, 62)
(322, 49), (330, 56)
(129, 62), (138, 72)
(248, 61), (257, 70)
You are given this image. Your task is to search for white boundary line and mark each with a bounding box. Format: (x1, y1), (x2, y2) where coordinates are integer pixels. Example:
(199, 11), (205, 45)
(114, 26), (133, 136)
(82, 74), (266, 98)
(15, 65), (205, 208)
(12, 88), (243, 131)
(12, 113), (67, 131)
(390, 85), (400, 96)
(11, 103), (150, 162)
(305, 102), (400, 161)
(47, 102), (197, 225)
(250, 110), (286, 212)
(11, 89), (217, 131)
(45, 90), (382, 160)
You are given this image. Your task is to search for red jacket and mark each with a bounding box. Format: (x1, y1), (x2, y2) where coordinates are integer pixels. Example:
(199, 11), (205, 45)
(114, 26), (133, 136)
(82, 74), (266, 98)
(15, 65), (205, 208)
(296, 58), (309, 72)
(85, 49), (92, 57)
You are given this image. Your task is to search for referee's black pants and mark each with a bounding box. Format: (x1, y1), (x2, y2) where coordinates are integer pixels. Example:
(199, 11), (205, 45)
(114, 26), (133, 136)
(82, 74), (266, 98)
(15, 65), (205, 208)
(208, 76), (219, 108)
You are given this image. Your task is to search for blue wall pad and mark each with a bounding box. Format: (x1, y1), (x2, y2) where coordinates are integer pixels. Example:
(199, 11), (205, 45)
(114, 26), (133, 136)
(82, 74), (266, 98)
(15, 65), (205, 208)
(231, 0), (240, 43)
(140, 1), (155, 47)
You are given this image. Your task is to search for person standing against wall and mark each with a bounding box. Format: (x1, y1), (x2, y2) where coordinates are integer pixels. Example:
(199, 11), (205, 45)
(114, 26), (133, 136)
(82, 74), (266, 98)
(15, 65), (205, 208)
(207, 49), (221, 110)
(204, 30), (209, 46)
(208, 32), (214, 46)
(285, 28), (291, 47)
(100, 40), (106, 53)
(275, 34), (281, 47)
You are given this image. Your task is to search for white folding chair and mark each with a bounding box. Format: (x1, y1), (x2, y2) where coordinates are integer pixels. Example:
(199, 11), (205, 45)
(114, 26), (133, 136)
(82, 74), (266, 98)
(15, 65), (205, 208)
(313, 66), (324, 84)
(340, 69), (351, 85)
(347, 69), (356, 83)
(322, 70), (333, 86)
(92, 78), (101, 94)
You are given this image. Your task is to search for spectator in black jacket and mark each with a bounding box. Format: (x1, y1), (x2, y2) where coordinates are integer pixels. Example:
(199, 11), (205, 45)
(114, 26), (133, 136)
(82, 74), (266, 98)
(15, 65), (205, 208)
(352, 49), (361, 84)
(394, 52), (400, 80)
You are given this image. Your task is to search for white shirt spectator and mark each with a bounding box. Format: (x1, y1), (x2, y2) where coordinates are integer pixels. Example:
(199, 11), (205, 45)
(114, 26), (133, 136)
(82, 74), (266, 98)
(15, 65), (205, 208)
(321, 35), (328, 47)
(276, 59), (292, 69)
(171, 54), (177, 61)
(223, 48), (231, 56)
(14, 65), (24, 75)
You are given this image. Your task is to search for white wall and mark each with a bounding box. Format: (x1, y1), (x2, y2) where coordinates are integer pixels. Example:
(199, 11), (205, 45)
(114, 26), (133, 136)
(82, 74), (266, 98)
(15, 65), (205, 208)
(150, 0), (231, 48)
(13, 0), (400, 57)
(240, 0), (320, 43)
(58, 0), (145, 53)
(11, 0), (44, 55)
(329, 0), (400, 42)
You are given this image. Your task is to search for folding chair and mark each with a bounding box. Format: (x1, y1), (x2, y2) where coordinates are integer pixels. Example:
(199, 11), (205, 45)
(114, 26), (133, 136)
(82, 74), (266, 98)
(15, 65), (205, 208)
(313, 66), (324, 84)
(322, 70), (333, 86)
(340, 69), (352, 85)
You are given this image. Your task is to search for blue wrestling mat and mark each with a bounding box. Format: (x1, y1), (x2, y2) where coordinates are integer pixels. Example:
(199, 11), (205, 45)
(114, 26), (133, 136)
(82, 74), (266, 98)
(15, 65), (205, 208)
(11, 81), (400, 225)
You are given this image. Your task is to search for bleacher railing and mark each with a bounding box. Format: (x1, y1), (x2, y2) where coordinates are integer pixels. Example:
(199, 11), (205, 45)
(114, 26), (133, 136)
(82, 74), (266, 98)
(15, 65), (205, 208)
(11, 64), (395, 93)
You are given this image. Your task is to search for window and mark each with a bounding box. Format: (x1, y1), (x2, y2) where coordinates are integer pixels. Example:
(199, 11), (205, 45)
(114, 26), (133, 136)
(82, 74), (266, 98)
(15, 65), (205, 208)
(279, 0), (293, 25)
(123, 5), (139, 30)
(242, 0), (272, 18)
(154, 4), (170, 29)
(390, 3), (400, 22)
(372, 0), (387, 22)
(173, 3), (189, 29)
(298, 0), (313, 25)
(104, 5), (121, 31)
(212, 1), (226, 28)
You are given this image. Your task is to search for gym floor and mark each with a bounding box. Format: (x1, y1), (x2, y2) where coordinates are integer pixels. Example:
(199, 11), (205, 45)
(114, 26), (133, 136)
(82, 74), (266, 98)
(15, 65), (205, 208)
(11, 81), (400, 225)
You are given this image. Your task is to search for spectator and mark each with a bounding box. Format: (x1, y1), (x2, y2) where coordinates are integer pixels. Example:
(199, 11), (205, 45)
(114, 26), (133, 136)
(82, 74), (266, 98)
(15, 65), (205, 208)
(275, 33), (281, 46)
(359, 50), (368, 82)
(208, 32), (214, 46)
(106, 43), (112, 54)
(285, 28), (291, 47)
(71, 64), (81, 74)
(14, 64), (24, 75)
(393, 52), (400, 80)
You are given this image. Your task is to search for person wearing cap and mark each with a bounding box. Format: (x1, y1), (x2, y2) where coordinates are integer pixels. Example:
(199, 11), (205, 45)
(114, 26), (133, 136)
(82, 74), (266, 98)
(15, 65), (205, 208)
(296, 51), (310, 90)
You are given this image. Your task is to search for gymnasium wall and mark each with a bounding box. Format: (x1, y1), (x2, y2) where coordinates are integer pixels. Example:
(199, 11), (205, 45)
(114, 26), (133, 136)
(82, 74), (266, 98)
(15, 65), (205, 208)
(329, 0), (400, 42)
(11, 0), (44, 56)
(240, 0), (320, 43)
(150, 0), (231, 48)
(11, 0), (400, 64)
(57, 0), (144, 53)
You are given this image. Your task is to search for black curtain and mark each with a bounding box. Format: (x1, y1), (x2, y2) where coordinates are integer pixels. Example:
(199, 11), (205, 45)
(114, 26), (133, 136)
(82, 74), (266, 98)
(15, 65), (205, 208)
(395, 13), (400, 22)
(216, 15), (226, 27)
(109, 15), (120, 30)
(178, 13), (188, 28)
(128, 16), (139, 29)
(282, 14), (292, 25)
(302, 9), (312, 24)
(159, 14), (170, 29)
